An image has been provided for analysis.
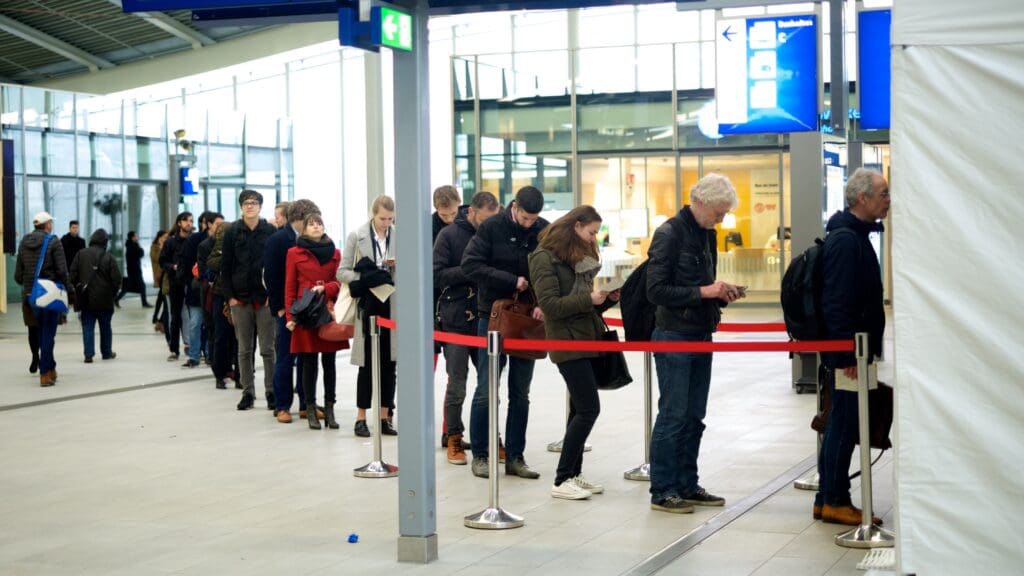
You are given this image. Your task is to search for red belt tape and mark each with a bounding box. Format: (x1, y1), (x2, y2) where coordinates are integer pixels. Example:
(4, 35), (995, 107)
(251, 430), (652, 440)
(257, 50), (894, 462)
(602, 317), (786, 333)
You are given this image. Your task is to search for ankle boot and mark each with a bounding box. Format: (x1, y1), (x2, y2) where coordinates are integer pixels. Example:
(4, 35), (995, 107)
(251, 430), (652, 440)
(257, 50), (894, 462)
(306, 403), (321, 430)
(324, 402), (339, 429)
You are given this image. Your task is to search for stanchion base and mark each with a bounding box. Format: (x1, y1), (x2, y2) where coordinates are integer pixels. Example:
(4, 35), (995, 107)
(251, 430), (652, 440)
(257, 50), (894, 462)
(547, 440), (592, 453)
(353, 460), (399, 478)
(834, 524), (895, 549)
(794, 471), (819, 491)
(464, 507), (524, 530)
(624, 463), (650, 482)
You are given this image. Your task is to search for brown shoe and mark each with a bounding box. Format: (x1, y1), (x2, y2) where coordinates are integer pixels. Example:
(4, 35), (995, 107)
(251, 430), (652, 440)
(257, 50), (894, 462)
(821, 504), (882, 526)
(40, 373), (55, 387)
(298, 407), (325, 420)
(447, 434), (467, 465)
(813, 503), (822, 520)
(276, 410), (293, 424)
(498, 436), (507, 463)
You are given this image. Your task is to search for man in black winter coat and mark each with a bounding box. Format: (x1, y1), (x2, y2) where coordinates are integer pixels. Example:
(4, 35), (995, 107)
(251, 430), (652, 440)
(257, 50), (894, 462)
(461, 185), (549, 480)
(221, 190), (277, 411)
(15, 212), (69, 386)
(815, 168), (891, 527)
(70, 229), (122, 363)
(61, 220), (85, 271)
(433, 191), (499, 464)
(159, 212), (193, 362)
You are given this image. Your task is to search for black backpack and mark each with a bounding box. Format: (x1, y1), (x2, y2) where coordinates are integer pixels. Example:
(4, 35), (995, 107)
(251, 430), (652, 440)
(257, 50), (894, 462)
(620, 216), (688, 341)
(780, 228), (854, 340)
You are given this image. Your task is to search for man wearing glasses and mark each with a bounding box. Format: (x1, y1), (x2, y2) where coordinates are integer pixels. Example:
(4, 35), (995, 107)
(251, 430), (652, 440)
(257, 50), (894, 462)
(221, 190), (278, 411)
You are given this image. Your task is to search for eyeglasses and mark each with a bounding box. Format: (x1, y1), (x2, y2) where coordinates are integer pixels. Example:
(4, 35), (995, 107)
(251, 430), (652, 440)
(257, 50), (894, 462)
(242, 201), (260, 207)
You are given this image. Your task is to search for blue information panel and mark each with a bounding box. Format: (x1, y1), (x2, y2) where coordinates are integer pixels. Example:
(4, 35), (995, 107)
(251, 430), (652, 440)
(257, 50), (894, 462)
(858, 9), (891, 130)
(715, 14), (818, 135)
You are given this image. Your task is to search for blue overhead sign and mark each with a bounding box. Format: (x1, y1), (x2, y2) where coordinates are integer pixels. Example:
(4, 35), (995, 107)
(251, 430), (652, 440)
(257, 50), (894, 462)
(858, 9), (891, 130)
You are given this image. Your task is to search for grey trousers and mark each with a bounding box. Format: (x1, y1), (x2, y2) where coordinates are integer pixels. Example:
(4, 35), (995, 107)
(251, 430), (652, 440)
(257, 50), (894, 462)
(443, 342), (477, 436)
(230, 302), (276, 397)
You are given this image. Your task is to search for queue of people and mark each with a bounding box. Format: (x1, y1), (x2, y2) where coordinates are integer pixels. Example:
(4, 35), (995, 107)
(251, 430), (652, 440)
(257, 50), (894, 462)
(13, 170), (890, 524)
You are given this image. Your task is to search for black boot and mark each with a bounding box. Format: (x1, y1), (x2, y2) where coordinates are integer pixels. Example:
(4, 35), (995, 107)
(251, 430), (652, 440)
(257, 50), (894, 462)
(324, 402), (339, 430)
(306, 403), (321, 430)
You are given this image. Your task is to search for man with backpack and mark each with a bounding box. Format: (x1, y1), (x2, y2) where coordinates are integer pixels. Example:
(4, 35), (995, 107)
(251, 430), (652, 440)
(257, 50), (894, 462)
(15, 212), (69, 387)
(646, 174), (745, 514)
(814, 168), (890, 526)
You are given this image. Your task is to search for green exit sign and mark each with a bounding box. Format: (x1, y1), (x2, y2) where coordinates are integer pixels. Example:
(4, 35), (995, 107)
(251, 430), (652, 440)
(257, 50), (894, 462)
(378, 6), (412, 51)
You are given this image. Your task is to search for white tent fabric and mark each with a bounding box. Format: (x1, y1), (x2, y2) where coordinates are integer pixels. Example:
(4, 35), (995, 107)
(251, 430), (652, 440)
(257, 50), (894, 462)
(891, 1), (1024, 574)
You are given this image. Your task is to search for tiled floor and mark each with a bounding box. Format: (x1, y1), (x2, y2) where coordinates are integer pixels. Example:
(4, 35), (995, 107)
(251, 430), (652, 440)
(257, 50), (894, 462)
(0, 298), (894, 575)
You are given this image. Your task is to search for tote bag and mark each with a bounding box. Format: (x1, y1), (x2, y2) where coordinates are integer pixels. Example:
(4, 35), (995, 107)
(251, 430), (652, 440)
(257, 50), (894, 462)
(30, 235), (69, 314)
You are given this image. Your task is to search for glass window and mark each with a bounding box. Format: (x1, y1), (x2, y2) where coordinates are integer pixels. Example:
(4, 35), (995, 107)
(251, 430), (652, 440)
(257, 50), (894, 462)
(77, 97), (122, 135)
(513, 11), (567, 52)
(246, 147), (278, 187)
(577, 96), (674, 152)
(44, 132), (76, 177)
(208, 111), (244, 145)
(637, 5), (700, 44)
(209, 144), (244, 179)
(576, 47), (635, 94)
(578, 6), (635, 48)
(2, 85), (21, 125)
(637, 45), (674, 92)
(476, 54), (513, 100)
(453, 13), (512, 55)
(674, 43), (701, 91)
(511, 50), (569, 98)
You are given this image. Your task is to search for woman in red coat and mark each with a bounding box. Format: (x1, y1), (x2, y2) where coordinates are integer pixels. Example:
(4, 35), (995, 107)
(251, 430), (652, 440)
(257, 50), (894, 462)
(285, 214), (348, 430)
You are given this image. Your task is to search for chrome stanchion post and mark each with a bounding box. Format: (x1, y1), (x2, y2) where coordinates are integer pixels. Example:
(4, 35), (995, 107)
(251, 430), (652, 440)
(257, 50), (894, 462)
(354, 315), (398, 478)
(836, 332), (894, 548)
(548, 390), (592, 453)
(795, 354), (822, 491)
(625, 351), (653, 481)
(465, 331), (524, 530)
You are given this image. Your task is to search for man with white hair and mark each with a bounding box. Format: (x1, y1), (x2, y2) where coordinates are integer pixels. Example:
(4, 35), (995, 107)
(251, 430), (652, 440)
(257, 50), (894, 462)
(14, 212), (69, 387)
(646, 173), (746, 514)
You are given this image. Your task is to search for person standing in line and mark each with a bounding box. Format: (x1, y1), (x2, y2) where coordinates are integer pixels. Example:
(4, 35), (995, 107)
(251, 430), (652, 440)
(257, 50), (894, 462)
(221, 190), (277, 411)
(204, 221), (240, 390)
(150, 231), (168, 332)
(266, 199), (321, 423)
(339, 195), (398, 437)
(179, 212), (217, 368)
(61, 220), (85, 271)
(431, 184), (466, 447)
(284, 213), (347, 430)
(462, 185), (549, 480)
(647, 174), (744, 514)
(529, 206), (620, 500)
(433, 191), (500, 464)
(814, 168), (890, 527)
(70, 229), (122, 363)
(197, 214), (225, 370)
(159, 212), (193, 361)
(273, 202), (289, 230)
(116, 231), (150, 308)
(15, 212), (69, 386)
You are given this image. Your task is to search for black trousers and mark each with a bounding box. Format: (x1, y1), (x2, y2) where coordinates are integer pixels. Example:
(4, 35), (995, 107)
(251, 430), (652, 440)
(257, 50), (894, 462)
(554, 358), (602, 486)
(168, 284), (185, 356)
(356, 326), (396, 410)
(301, 352), (337, 406)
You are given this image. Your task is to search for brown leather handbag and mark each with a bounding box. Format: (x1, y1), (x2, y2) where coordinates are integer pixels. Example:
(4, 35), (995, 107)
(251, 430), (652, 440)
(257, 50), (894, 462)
(488, 291), (546, 360)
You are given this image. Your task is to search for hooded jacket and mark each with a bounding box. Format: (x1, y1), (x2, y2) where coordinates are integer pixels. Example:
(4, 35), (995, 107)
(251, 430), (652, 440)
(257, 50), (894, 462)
(15, 229), (69, 295)
(433, 206), (478, 334)
(69, 230), (122, 311)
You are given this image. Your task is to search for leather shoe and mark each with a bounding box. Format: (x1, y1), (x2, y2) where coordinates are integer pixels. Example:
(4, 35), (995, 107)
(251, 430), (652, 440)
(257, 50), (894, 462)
(276, 410), (292, 424)
(354, 420), (370, 437)
(380, 420), (398, 436)
(30, 356), (39, 374)
(821, 504), (882, 526)
(84, 356), (93, 364)
(236, 393), (254, 411)
(505, 456), (540, 479)
(813, 503), (822, 520)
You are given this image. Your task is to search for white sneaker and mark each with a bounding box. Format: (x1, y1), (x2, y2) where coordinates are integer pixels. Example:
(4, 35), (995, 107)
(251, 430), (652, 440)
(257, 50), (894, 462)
(572, 475), (604, 494)
(551, 481), (592, 500)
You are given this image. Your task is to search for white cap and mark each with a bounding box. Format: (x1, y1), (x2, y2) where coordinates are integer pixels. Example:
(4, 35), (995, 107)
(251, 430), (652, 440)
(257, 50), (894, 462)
(32, 211), (54, 226)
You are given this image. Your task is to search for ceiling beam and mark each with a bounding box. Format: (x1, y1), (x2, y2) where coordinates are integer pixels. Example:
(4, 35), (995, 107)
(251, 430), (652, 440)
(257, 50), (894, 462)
(106, 0), (215, 49)
(0, 14), (115, 73)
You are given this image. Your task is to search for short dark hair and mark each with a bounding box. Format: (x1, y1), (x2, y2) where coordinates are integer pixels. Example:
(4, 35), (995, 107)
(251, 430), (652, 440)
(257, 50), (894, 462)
(175, 211), (192, 224)
(198, 211), (215, 227)
(239, 189), (263, 207)
(210, 212), (224, 222)
(288, 199), (320, 223)
(469, 191), (499, 211)
(69, 220), (79, 228)
(514, 186), (544, 214)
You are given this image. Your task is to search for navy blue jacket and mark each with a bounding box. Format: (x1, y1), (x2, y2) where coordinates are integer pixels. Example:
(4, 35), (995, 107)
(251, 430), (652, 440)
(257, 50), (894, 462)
(181, 230), (207, 306)
(264, 224), (297, 316)
(821, 209), (886, 369)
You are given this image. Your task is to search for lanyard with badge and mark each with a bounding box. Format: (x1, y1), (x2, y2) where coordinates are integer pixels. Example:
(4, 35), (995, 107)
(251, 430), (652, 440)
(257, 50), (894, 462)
(371, 228), (390, 269)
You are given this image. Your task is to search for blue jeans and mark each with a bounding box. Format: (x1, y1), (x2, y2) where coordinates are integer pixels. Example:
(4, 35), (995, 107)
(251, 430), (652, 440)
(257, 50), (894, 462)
(816, 368), (858, 507)
(186, 305), (204, 362)
(469, 318), (534, 460)
(649, 328), (713, 502)
(81, 309), (114, 359)
(273, 313), (305, 411)
(34, 307), (60, 373)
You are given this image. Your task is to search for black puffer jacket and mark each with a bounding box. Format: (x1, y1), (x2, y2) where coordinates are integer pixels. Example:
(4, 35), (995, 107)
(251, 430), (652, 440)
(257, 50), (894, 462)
(821, 209), (886, 369)
(159, 232), (189, 289)
(646, 206), (722, 333)
(69, 230), (122, 311)
(15, 229), (70, 294)
(433, 207), (477, 334)
(461, 204), (548, 316)
(221, 218), (275, 304)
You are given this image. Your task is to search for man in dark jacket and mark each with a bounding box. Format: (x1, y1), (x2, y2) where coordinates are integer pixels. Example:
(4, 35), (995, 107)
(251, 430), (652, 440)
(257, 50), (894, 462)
(462, 185), (549, 479)
(265, 199), (320, 422)
(222, 190), (277, 411)
(431, 185), (462, 244)
(159, 212), (193, 362)
(434, 191), (499, 464)
(178, 212), (214, 368)
(15, 212), (69, 386)
(61, 220), (85, 271)
(70, 229), (122, 363)
(646, 174), (743, 514)
(815, 168), (890, 527)
(197, 213), (224, 375)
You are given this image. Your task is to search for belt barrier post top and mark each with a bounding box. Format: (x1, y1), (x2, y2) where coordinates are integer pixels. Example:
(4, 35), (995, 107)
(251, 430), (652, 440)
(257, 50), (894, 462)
(370, 315), (379, 336)
(488, 331), (502, 355)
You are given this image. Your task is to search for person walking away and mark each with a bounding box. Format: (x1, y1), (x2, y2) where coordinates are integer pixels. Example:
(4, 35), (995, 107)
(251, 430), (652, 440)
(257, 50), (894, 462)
(284, 213), (348, 430)
(116, 231), (150, 307)
(15, 212), (69, 386)
(461, 185), (549, 480)
(647, 174), (744, 514)
(70, 229), (122, 362)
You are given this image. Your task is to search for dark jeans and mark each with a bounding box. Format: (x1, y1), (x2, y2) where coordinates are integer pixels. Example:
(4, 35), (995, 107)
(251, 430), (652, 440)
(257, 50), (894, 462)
(554, 358), (601, 485)
(81, 309), (114, 359)
(273, 314), (305, 411)
(168, 285), (185, 355)
(301, 352), (337, 407)
(470, 318), (534, 460)
(356, 324), (396, 410)
(152, 293), (166, 324)
(211, 295), (238, 381)
(34, 307), (60, 374)
(816, 368), (858, 507)
(649, 328), (713, 503)
(28, 326), (40, 361)
(442, 341), (478, 436)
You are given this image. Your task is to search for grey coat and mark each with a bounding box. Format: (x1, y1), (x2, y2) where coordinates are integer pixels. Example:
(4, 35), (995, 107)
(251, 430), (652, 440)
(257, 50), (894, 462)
(338, 221), (398, 367)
